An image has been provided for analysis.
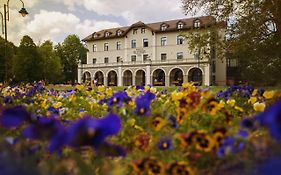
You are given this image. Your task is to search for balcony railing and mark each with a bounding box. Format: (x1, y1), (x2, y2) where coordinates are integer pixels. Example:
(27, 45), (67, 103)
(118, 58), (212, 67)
(79, 58), (209, 69)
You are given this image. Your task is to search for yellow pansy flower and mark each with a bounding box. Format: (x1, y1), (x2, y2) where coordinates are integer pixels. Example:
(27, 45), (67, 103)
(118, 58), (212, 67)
(252, 89), (258, 96)
(226, 99), (236, 107)
(263, 91), (275, 99)
(248, 97), (257, 104)
(54, 102), (62, 108)
(253, 102), (266, 112)
(76, 84), (84, 91)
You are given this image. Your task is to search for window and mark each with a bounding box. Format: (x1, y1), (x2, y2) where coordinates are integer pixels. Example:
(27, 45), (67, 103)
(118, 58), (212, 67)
(117, 56), (121, 63)
(93, 44), (97, 52)
(161, 53), (167, 61)
(177, 52), (183, 60)
(194, 19), (201, 28)
(143, 38), (148, 47)
(131, 55), (136, 62)
(93, 33), (98, 38)
(161, 37), (167, 46)
(143, 54), (149, 62)
(141, 28), (146, 33)
(161, 24), (167, 31)
(117, 30), (122, 36)
(131, 40), (136, 48)
(104, 57), (109, 63)
(133, 29), (138, 34)
(227, 58), (238, 67)
(104, 43), (109, 51)
(177, 23), (184, 29)
(117, 42), (121, 50)
(177, 36), (184, 45)
(93, 58), (96, 64)
(105, 32), (110, 37)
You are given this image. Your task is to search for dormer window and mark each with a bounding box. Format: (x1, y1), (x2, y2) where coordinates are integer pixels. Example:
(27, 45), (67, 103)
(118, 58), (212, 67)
(105, 32), (110, 37)
(161, 24), (167, 31)
(93, 33), (98, 38)
(117, 30), (122, 36)
(194, 19), (201, 28)
(177, 22), (184, 29)
(133, 29), (138, 34)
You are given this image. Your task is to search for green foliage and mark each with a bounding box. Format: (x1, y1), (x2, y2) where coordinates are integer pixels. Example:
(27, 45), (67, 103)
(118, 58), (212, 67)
(55, 34), (87, 84)
(38, 40), (63, 83)
(0, 36), (17, 82)
(12, 35), (44, 83)
(182, 0), (281, 86)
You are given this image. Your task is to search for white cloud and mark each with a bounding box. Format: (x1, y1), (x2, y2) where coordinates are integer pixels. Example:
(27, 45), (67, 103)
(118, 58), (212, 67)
(5, 10), (120, 45)
(83, 0), (186, 24)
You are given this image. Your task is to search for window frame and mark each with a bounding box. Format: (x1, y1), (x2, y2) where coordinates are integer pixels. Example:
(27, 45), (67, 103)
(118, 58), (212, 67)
(116, 41), (121, 50)
(143, 38), (148, 47)
(104, 57), (109, 64)
(177, 23), (184, 29)
(141, 28), (146, 34)
(143, 54), (149, 62)
(161, 53), (167, 61)
(177, 52), (184, 60)
(93, 44), (97, 52)
(104, 43), (109, 51)
(177, 36), (184, 45)
(92, 58), (97, 64)
(194, 20), (201, 28)
(131, 39), (137, 48)
(131, 55), (137, 62)
(161, 37), (167, 46)
(133, 29), (138, 34)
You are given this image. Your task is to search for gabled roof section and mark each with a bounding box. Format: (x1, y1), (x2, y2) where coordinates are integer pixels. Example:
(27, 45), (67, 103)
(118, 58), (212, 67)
(82, 16), (219, 42)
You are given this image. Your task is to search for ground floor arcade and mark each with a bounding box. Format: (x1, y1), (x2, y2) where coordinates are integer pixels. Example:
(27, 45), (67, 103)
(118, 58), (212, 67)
(78, 64), (211, 86)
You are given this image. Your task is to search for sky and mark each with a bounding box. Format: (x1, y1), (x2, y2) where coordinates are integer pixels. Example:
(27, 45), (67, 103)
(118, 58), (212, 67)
(0, 0), (196, 45)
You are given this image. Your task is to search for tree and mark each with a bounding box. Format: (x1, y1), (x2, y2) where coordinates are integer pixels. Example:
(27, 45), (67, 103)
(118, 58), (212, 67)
(38, 40), (63, 84)
(182, 0), (281, 85)
(0, 36), (17, 82)
(12, 35), (43, 83)
(55, 35), (87, 84)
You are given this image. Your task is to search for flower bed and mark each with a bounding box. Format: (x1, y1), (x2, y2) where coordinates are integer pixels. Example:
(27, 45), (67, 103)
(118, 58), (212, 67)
(0, 83), (281, 175)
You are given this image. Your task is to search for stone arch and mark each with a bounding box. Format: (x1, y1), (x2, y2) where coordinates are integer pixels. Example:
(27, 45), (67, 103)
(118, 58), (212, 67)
(123, 69), (133, 86)
(152, 69), (165, 86)
(94, 71), (104, 86)
(188, 67), (203, 85)
(82, 71), (91, 83)
(135, 69), (146, 86)
(107, 70), (118, 86)
(169, 68), (184, 86)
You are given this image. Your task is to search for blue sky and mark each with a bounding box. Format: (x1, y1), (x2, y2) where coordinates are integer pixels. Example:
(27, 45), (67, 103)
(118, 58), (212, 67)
(1, 0), (196, 45)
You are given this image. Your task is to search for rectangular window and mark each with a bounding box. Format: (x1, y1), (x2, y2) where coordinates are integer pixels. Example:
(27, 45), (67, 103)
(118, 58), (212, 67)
(93, 44), (97, 52)
(104, 57), (109, 63)
(133, 29), (138, 34)
(177, 52), (183, 60)
(227, 58), (238, 67)
(131, 40), (136, 48)
(93, 58), (96, 64)
(131, 55), (136, 62)
(143, 54), (149, 62)
(177, 36), (184, 45)
(143, 38), (148, 47)
(161, 37), (167, 46)
(117, 42), (121, 50)
(141, 28), (146, 34)
(117, 56), (121, 63)
(161, 53), (167, 61)
(104, 43), (109, 51)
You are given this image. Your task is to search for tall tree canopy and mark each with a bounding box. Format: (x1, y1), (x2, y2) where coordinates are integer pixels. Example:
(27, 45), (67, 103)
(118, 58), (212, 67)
(0, 36), (17, 82)
(12, 35), (43, 83)
(55, 35), (87, 84)
(182, 0), (281, 85)
(38, 40), (63, 83)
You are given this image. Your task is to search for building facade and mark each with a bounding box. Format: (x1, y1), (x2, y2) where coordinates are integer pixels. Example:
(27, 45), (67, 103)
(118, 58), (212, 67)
(79, 16), (226, 86)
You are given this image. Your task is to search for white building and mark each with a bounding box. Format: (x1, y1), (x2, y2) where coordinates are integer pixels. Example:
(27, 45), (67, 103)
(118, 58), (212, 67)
(78, 16), (226, 86)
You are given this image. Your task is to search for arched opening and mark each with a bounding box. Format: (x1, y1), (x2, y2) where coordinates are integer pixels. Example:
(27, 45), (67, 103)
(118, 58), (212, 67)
(82, 72), (91, 83)
(94, 71), (104, 86)
(188, 68), (203, 85)
(170, 68), (183, 86)
(135, 70), (146, 86)
(153, 69), (165, 86)
(123, 70), (133, 86)
(107, 71), (117, 86)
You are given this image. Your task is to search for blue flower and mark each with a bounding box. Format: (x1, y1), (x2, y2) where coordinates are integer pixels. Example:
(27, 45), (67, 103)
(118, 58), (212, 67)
(217, 136), (245, 158)
(0, 106), (31, 128)
(134, 91), (155, 116)
(3, 96), (13, 104)
(255, 101), (281, 141)
(157, 138), (173, 151)
(106, 91), (131, 108)
(168, 115), (179, 129)
(23, 117), (66, 153)
(66, 113), (121, 148)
